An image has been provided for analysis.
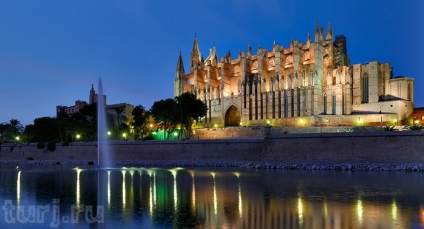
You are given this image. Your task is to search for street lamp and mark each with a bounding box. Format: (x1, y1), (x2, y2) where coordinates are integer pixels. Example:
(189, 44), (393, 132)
(122, 133), (127, 140)
(15, 136), (20, 142)
(76, 134), (81, 141)
(107, 131), (111, 137)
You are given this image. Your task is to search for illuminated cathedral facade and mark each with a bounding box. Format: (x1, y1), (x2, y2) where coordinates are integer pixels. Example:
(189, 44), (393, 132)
(174, 21), (414, 127)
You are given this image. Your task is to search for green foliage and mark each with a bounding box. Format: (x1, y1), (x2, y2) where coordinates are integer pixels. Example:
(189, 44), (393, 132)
(22, 124), (36, 142)
(380, 126), (396, 131)
(344, 128), (355, 133)
(175, 92), (207, 139)
(37, 142), (45, 149)
(75, 103), (98, 141)
(33, 117), (60, 142)
(403, 124), (424, 131)
(151, 99), (179, 140)
(0, 119), (24, 143)
(47, 142), (56, 151)
(0, 123), (10, 143)
(132, 105), (150, 140)
(150, 93), (207, 140)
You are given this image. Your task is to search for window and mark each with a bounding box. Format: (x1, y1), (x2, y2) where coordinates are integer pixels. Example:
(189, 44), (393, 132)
(332, 94), (336, 115)
(361, 73), (369, 103)
(323, 93), (327, 114)
(284, 94), (288, 118)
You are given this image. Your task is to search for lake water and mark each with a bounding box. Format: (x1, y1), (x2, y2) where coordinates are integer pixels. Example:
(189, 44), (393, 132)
(1, 165), (424, 228)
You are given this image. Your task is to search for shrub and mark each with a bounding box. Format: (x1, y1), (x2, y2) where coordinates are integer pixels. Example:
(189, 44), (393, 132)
(380, 126), (396, 131)
(143, 135), (155, 140)
(47, 142), (56, 152)
(403, 125), (424, 131)
(37, 142), (45, 149)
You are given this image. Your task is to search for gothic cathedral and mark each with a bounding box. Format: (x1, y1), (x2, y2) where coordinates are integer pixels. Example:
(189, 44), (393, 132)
(174, 21), (414, 127)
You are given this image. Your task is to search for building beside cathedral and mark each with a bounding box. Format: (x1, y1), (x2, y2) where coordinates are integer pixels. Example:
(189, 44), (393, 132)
(56, 85), (134, 126)
(174, 21), (414, 127)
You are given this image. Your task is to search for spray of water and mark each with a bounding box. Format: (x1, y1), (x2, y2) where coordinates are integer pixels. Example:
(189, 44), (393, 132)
(97, 78), (112, 168)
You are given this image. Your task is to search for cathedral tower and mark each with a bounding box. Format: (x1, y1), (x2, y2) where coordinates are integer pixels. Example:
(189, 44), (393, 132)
(174, 52), (185, 97)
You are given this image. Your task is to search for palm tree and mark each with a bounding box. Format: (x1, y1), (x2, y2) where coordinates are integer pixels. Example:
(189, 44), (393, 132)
(114, 107), (125, 128)
(9, 119), (23, 140)
(113, 107), (128, 139)
(0, 122), (11, 143)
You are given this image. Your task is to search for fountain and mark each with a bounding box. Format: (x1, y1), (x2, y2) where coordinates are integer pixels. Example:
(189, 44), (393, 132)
(97, 78), (111, 168)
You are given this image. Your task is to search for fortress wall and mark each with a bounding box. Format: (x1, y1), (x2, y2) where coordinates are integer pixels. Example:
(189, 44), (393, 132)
(193, 125), (390, 139)
(0, 139), (264, 162)
(1, 131), (424, 164)
(263, 131), (424, 163)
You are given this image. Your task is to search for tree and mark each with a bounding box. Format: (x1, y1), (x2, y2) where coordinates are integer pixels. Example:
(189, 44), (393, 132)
(0, 120), (24, 143)
(131, 105), (150, 140)
(175, 92), (207, 139)
(33, 117), (60, 142)
(0, 122), (11, 143)
(22, 124), (36, 142)
(112, 107), (128, 139)
(9, 119), (23, 137)
(78, 103), (98, 140)
(151, 99), (178, 140)
(57, 111), (73, 142)
(114, 107), (126, 128)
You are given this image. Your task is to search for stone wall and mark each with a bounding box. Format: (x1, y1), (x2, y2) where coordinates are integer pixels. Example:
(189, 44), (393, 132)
(193, 125), (385, 139)
(1, 131), (423, 165)
(0, 139), (264, 162)
(263, 131), (424, 163)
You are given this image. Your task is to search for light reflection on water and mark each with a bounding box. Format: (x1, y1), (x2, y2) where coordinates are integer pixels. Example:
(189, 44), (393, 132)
(1, 166), (424, 228)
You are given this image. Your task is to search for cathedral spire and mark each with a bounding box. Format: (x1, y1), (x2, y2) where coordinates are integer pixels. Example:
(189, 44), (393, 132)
(176, 51), (185, 80)
(174, 51), (185, 96)
(326, 21), (333, 41)
(190, 35), (202, 73)
(307, 33), (311, 46)
(191, 36), (201, 57)
(248, 43), (252, 57)
(314, 19), (320, 42)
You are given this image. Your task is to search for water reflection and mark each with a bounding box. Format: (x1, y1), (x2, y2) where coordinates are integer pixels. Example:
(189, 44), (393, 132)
(2, 166), (424, 228)
(16, 170), (21, 206)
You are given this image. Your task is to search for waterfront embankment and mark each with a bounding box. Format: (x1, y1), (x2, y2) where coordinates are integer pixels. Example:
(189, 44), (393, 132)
(1, 130), (424, 171)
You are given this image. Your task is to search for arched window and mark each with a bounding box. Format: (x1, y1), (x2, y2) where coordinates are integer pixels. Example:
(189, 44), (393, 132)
(284, 94), (288, 118)
(332, 93), (336, 115)
(361, 73), (369, 103)
(323, 93), (327, 114)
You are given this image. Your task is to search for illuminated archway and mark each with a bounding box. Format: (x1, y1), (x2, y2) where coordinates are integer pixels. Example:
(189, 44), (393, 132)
(225, 105), (240, 127)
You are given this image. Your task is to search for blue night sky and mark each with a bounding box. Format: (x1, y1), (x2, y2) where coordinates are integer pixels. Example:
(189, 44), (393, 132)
(0, 0), (423, 126)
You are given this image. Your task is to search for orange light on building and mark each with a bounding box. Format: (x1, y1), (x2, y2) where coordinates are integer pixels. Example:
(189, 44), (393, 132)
(421, 209), (424, 224)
